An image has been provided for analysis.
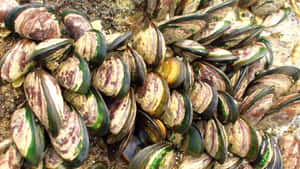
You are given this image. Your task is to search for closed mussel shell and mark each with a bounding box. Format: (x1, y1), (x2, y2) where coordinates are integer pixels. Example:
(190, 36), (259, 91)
(44, 147), (67, 169)
(188, 81), (218, 119)
(146, 0), (173, 22)
(128, 143), (176, 169)
(121, 47), (147, 86)
(0, 39), (36, 84)
(93, 56), (130, 98)
(24, 70), (65, 136)
(226, 118), (259, 162)
(217, 91), (239, 124)
(49, 103), (89, 168)
(173, 40), (207, 62)
(11, 107), (45, 166)
(250, 0), (284, 17)
(106, 31), (133, 51)
(169, 124), (204, 156)
(133, 23), (166, 68)
(75, 29), (107, 65)
(175, 0), (202, 15)
(205, 48), (238, 63)
(203, 0), (237, 21)
(251, 133), (274, 169)
(56, 54), (91, 94)
(193, 20), (231, 45)
(258, 93), (300, 129)
(30, 38), (73, 72)
(193, 61), (232, 93)
(62, 10), (92, 40)
(63, 88), (110, 136)
(158, 13), (208, 44)
(5, 5), (61, 41)
(183, 60), (195, 93)
(240, 86), (274, 126)
(177, 153), (213, 169)
(0, 0), (18, 27)
(204, 118), (228, 164)
(155, 57), (186, 88)
(0, 140), (23, 169)
(230, 67), (249, 101)
(106, 90), (136, 144)
(135, 72), (170, 118)
(160, 90), (193, 133)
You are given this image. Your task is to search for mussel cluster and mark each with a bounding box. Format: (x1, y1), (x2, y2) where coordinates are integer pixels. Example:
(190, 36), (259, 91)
(0, 0), (299, 168)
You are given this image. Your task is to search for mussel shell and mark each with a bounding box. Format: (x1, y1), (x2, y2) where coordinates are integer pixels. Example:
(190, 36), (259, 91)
(24, 70), (65, 136)
(251, 133), (274, 169)
(75, 29), (107, 65)
(44, 148), (66, 169)
(188, 81), (218, 119)
(217, 91), (239, 124)
(203, 0), (237, 21)
(0, 143), (23, 169)
(11, 107), (45, 166)
(204, 48), (238, 63)
(160, 90), (193, 133)
(146, 0), (173, 21)
(0, 0), (18, 25)
(0, 39), (36, 83)
(133, 23), (166, 68)
(155, 57), (186, 88)
(177, 154), (213, 169)
(49, 103), (89, 168)
(56, 54), (91, 94)
(122, 135), (147, 162)
(238, 0), (258, 8)
(173, 40), (207, 62)
(183, 60), (195, 93)
(107, 31), (133, 51)
(128, 143), (176, 169)
(175, 0), (202, 15)
(62, 10), (92, 40)
(240, 86), (274, 126)
(262, 8), (291, 28)
(158, 13), (208, 44)
(63, 88), (110, 136)
(212, 156), (243, 169)
(31, 38), (73, 71)
(6, 5), (61, 41)
(230, 67), (249, 101)
(250, 0), (284, 17)
(193, 61), (232, 93)
(92, 56), (130, 98)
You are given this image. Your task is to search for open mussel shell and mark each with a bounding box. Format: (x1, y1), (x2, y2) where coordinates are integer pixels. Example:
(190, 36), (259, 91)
(217, 91), (239, 124)
(133, 23), (166, 68)
(11, 107), (45, 166)
(93, 56), (130, 98)
(204, 48), (238, 63)
(226, 118), (259, 162)
(5, 4), (61, 41)
(204, 118), (228, 164)
(178, 153), (213, 169)
(106, 89), (136, 144)
(63, 87), (110, 136)
(161, 90), (193, 133)
(121, 46), (147, 86)
(136, 110), (167, 144)
(75, 29), (107, 65)
(146, 0), (172, 22)
(62, 9), (92, 40)
(0, 39), (36, 84)
(44, 147), (67, 169)
(169, 124), (204, 156)
(0, 0), (19, 26)
(49, 103), (89, 168)
(128, 143), (176, 169)
(56, 53), (91, 94)
(107, 31), (133, 51)
(135, 72), (170, 118)
(212, 156), (243, 169)
(240, 86), (274, 126)
(173, 40), (207, 62)
(247, 66), (300, 97)
(231, 42), (267, 70)
(155, 57), (186, 88)
(24, 70), (65, 136)
(193, 20), (231, 45)
(0, 139), (23, 168)
(193, 61), (232, 93)
(188, 81), (218, 119)
(30, 38), (73, 71)
(158, 12), (208, 44)
(257, 93), (300, 129)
